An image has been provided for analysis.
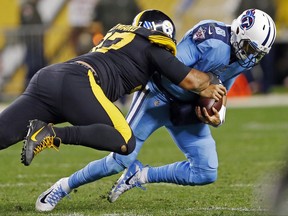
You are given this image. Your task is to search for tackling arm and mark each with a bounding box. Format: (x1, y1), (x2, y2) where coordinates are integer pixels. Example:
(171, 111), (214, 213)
(179, 69), (227, 100)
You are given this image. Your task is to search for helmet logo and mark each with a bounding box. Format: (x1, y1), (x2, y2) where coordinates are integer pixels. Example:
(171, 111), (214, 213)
(240, 9), (255, 30)
(162, 20), (174, 38)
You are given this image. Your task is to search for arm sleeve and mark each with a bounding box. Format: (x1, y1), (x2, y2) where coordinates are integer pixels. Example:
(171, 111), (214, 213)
(148, 46), (191, 85)
(223, 76), (237, 91)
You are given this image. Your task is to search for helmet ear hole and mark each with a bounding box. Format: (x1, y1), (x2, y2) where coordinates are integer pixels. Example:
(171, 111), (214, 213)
(236, 27), (239, 34)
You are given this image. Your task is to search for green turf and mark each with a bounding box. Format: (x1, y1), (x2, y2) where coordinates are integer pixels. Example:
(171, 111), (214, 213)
(0, 106), (288, 216)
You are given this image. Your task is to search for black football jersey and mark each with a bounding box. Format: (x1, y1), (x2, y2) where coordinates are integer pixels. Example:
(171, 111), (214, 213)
(69, 24), (191, 102)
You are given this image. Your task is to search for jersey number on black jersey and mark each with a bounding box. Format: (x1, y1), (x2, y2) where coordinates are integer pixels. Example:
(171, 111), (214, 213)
(92, 32), (136, 53)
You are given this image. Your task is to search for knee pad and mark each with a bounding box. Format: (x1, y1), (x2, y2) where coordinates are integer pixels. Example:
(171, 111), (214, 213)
(192, 168), (217, 185)
(126, 135), (136, 155)
(118, 135), (136, 155)
(201, 169), (217, 184)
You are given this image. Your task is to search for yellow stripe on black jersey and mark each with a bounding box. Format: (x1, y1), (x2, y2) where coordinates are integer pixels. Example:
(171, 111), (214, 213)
(148, 35), (176, 55)
(87, 70), (132, 143)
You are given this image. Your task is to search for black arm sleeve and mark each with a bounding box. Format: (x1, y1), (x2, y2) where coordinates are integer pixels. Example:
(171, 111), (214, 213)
(148, 46), (191, 84)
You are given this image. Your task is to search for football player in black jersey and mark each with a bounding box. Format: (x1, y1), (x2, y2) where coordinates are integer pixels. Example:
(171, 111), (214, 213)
(0, 9), (226, 166)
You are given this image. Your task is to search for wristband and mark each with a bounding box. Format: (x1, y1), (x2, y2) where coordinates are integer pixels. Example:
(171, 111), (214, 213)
(207, 72), (222, 85)
(215, 105), (226, 127)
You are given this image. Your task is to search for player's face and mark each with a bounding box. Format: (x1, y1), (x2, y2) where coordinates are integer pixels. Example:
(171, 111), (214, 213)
(237, 39), (266, 66)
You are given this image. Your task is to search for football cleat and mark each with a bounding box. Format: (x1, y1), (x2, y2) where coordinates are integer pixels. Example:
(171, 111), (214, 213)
(108, 160), (146, 203)
(36, 177), (71, 211)
(21, 119), (61, 166)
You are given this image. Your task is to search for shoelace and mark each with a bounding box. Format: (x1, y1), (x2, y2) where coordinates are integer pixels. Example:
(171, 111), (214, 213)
(46, 185), (68, 207)
(133, 182), (146, 190)
(33, 136), (59, 155)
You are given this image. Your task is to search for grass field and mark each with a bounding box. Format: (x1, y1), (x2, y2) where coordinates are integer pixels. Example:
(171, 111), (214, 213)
(0, 106), (288, 216)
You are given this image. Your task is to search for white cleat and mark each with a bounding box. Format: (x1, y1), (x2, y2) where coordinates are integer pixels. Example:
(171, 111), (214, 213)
(108, 160), (146, 203)
(35, 177), (71, 211)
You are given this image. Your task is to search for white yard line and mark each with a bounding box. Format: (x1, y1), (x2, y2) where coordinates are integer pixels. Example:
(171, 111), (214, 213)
(187, 206), (267, 212)
(227, 94), (288, 108)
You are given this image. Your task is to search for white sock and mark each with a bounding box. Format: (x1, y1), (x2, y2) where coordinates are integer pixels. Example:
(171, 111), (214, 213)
(61, 177), (72, 193)
(139, 167), (149, 184)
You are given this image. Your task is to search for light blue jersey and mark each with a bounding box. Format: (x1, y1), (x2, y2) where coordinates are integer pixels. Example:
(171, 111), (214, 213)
(161, 20), (249, 101)
(68, 20), (250, 189)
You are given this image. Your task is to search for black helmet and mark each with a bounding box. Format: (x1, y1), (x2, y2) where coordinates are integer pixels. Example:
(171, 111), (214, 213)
(132, 9), (176, 42)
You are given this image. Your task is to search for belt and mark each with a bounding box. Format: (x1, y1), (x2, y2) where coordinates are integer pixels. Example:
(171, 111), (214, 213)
(74, 60), (100, 85)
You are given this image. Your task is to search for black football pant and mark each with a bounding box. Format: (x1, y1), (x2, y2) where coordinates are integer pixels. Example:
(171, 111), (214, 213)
(0, 63), (135, 155)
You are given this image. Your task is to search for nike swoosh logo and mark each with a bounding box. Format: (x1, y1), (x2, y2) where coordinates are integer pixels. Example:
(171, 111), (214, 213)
(40, 190), (53, 204)
(31, 126), (45, 142)
(125, 171), (138, 185)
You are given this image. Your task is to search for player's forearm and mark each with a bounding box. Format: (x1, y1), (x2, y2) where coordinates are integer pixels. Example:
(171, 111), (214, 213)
(178, 68), (211, 92)
(179, 69), (226, 100)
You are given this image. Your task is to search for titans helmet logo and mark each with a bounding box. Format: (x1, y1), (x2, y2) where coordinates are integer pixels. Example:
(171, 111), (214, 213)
(240, 9), (255, 30)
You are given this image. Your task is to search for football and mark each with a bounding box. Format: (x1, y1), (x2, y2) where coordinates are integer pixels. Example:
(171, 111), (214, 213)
(197, 97), (223, 116)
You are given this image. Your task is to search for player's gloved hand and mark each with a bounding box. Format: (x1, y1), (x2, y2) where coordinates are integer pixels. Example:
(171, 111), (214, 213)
(195, 106), (221, 126)
(199, 84), (226, 101)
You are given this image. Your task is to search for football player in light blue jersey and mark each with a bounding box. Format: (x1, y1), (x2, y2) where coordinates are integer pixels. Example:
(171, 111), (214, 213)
(35, 9), (276, 211)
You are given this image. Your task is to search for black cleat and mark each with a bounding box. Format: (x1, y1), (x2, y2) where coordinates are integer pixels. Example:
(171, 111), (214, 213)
(21, 119), (61, 166)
